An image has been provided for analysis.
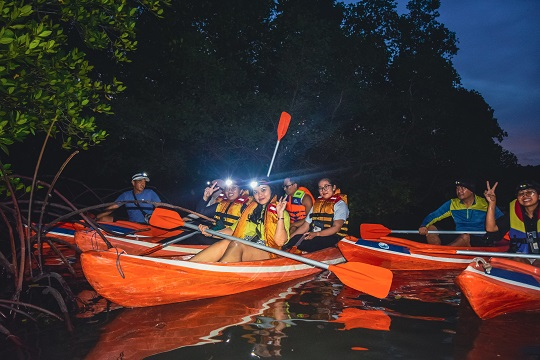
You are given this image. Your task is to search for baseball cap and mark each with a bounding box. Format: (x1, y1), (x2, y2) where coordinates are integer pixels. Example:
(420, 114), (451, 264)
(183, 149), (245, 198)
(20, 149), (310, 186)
(515, 180), (540, 194)
(132, 172), (150, 182)
(455, 179), (476, 193)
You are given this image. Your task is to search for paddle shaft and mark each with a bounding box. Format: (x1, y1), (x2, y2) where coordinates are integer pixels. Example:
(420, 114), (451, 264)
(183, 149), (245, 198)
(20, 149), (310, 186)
(139, 231), (199, 256)
(394, 230), (486, 235)
(456, 250), (540, 260)
(266, 140), (281, 177)
(182, 222), (330, 270)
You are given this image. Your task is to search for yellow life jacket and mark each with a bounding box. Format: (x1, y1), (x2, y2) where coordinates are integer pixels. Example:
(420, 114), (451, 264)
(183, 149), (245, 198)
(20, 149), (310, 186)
(509, 199), (540, 253)
(285, 186), (315, 223)
(310, 190), (348, 237)
(214, 193), (253, 228)
(232, 199), (283, 257)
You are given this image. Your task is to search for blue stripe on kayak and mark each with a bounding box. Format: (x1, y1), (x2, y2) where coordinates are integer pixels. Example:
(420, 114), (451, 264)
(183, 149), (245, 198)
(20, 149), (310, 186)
(97, 223), (138, 234)
(489, 267), (540, 288)
(355, 238), (411, 255)
(49, 223), (136, 236)
(49, 226), (76, 236)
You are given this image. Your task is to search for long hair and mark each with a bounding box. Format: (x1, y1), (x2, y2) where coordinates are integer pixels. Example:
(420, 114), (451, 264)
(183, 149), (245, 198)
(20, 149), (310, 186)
(248, 178), (275, 224)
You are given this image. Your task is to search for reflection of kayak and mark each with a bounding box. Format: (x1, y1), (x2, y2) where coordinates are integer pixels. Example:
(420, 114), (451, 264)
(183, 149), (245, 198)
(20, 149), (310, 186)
(331, 308), (391, 331)
(84, 278), (313, 360)
(455, 303), (540, 359)
(75, 229), (205, 256)
(338, 237), (509, 270)
(80, 247), (345, 307)
(455, 257), (540, 319)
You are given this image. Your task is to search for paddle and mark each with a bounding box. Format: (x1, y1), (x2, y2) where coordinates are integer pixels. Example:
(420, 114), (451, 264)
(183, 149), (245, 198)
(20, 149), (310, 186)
(455, 250), (540, 260)
(361, 223), (486, 239)
(266, 111), (291, 177)
(150, 208), (393, 299)
(137, 231), (200, 256)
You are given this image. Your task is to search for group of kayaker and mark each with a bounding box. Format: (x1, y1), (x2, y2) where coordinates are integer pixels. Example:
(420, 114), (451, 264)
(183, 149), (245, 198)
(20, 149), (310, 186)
(97, 171), (539, 267)
(419, 178), (540, 266)
(190, 177), (349, 262)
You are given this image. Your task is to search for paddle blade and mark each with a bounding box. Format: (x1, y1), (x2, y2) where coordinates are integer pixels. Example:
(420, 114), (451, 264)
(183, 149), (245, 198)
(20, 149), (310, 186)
(277, 111), (291, 141)
(360, 223), (391, 239)
(329, 262), (393, 299)
(149, 208), (185, 229)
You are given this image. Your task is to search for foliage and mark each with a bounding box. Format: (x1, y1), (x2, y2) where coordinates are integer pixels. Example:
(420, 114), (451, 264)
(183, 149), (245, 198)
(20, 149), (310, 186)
(0, 0), (170, 153)
(79, 0), (521, 222)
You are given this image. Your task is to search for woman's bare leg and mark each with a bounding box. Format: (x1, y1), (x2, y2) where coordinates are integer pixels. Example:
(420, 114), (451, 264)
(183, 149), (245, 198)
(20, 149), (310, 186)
(219, 241), (270, 262)
(189, 240), (231, 262)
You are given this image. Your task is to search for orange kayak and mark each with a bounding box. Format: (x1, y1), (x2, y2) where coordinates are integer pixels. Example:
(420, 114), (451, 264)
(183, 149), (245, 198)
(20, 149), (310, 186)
(80, 247), (345, 307)
(455, 257), (540, 319)
(338, 236), (509, 270)
(75, 228), (205, 256)
(37, 220), (186, 266)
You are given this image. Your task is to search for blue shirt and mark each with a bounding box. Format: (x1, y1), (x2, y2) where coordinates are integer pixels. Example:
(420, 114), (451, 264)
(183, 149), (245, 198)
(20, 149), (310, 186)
(115, 189), (161, 223)
(421, 195), (504, 232)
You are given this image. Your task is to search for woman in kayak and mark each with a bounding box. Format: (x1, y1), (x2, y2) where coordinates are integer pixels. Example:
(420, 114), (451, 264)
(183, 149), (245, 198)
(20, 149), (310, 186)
(185, 178), (253, 245)
(285, 177), (349, 252)
(484, 180), (540, 266)
(189, 179), (290, 262)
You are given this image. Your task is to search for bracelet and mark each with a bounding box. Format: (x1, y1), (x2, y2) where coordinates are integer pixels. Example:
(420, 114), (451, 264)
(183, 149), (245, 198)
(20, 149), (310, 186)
(278, 217), (284, 220)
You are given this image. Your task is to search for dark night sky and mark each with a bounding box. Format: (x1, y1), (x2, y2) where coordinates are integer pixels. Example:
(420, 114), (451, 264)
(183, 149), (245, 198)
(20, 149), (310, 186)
(344, 0), (540, 166)
(436, 0), (540, 166)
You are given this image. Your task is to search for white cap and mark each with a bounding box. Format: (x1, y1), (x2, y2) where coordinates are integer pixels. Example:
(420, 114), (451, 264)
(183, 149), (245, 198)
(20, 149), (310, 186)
(132, 172), (150, 182)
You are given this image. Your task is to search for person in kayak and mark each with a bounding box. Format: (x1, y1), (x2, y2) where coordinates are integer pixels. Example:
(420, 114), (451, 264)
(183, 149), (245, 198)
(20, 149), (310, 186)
(418, 178), (504, 246)
(202, 178), (226, 208)
(283, 177), (314, 234)
(284, 177), (349, 252)
(484, 180), (540, 266)
(189, 179), (290, 262)
(184, 178), (253, 245)
(96, 172), (161, 223)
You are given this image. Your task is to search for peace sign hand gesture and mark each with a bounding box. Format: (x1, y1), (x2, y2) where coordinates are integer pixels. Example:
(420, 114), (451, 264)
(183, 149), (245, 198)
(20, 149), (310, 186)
(276, 196), (287, 217)
(484, 181), (498, 205)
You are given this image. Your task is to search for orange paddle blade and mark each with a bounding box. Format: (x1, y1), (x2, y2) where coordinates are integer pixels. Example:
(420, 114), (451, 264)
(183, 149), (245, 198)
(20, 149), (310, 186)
(277, 111), (291, 141)
(360, 223), (391, 239)
(328, 262), (393, 299)
(149, 208), (185, 229)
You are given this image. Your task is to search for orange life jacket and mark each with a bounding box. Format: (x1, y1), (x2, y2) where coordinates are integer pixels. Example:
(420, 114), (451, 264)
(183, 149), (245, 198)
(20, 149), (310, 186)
(214, 193), (253, 228)
(310, 190), (348, 237)
(285, 186), (315, 223)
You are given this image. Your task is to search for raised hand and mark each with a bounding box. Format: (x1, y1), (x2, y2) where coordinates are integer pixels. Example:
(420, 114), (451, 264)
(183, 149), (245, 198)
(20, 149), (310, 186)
(203, 182), (219, 201)
(276, 196), (287, 216)
(484, 181), (498, 204)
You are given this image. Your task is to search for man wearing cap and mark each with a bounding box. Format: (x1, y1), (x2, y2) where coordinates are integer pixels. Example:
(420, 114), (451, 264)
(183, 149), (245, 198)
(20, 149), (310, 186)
(96, 172), (161, 223)
(484, 180), (540, 266)
(418, 179), (504, 246)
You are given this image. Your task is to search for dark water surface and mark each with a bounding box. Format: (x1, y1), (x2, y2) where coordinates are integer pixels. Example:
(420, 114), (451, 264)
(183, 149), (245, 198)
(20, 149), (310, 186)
(2, 270), (540, 359)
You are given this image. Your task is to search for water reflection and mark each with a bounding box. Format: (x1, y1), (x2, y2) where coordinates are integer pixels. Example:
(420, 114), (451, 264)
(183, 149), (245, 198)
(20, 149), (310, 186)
(3, 268), (538, 359)
(84, 276), (317, 359)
